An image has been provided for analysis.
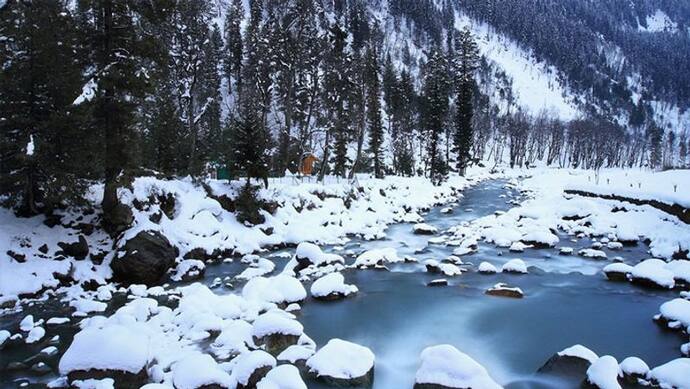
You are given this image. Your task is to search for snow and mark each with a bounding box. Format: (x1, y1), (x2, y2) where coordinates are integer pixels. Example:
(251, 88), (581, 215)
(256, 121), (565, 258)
(26, 134), (35, 156)
(454, 13), (579, 120)
(26, 326), (45, 343)
(501, 259), (527, 274)
(0, 329), (11, 346)
(73, 78), (97, 105)
(251, 311), (303, 339)
(277, 345), (315, 364)
(648, 358), (690, 389)
(20, 314), (35, 331)
(557, 344), (599, 364)
(603, 263), (633, 275)
(211, 320), (255, 358)
(619, 356), (649, 377)
(579, 249), (607, 259)
(242, 275), (306, 305)
(631, 259), (675, 289)
(170, 259), (206, 282)
(353, 247), (402, 268)
(59, 324), (149, 375)
(478, 262), (498, 274)
(586, 356), (622, 389)
(509, 241), (531, 252)
(70, 298), (108, 316)
(295, 242), (344, 266)
(425, 260), (463, 276)
(414, 344), (502, 389)
(256, 365), (307, 389)
(667, 260), (690, 284)
(658, 298), (690, 329)
(72, 378), (114, 389)
(172, 353), (233, 389)
(310, 272), (358, 299)
(306, 339), (375, 380)
(46, 317), (71, 326)
(639, 10), (679, 33)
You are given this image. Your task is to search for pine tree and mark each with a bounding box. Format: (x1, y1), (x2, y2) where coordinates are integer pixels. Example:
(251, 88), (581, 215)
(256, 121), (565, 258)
(223, 0), (244, 97)
(365, 44), (385, 178)
(76, 0), (161, 232)
(421, 49), (450, 185)
(452, 27), (480, 175)
(0, 1), (90, 214)
(233, 103), (269, 188)
(199, 26), (224, 172)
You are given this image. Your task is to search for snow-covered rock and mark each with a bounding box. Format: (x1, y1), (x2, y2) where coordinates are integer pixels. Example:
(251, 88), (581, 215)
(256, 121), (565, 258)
(256, 364), (307, 389)
(501, 259), (528, 274)
(306, 339), (375, 387)
(425, 260), (462, 277)
(353, 247), (402, 268)
(427, 279), (448, 287)
(229, 350), (276, 389)
(538, 344), (598, 380)
(509, 241), (532, 252)
(59, 324), (150, 387)
(413, 223), (438, 235)
(111, 230), (178, 286)
(413, 344), (501, 389)
(310, 272), (358, 301)
(585, 355), (621, 389)
(211, 320), (255, 359)
(170, 259), (206, 282)
(478, 262), (498, 274)
(559, 247), (574, 255)
(656, 298), (690, 331)
(25, 326), (45, 343)
(294, 242), (344, 271)
(630, 259), (675, 289)
(667, 260), (690, 287)
(242, 275), (306, 305)
(19, 315), (35, 331)
(648, 358), (690, 389)
(252, 311), (304, 355)
(485, 283), (524, 298)
(172, 353), (233, 389)
(578, 249), (607, 259)
(619, 356), (649, 383)
(603, 263), (633, 282)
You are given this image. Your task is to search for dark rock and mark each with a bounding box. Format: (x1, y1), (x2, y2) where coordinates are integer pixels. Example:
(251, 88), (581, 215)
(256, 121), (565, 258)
(253, 334), (299, 356)
(102, 204), (134, 236)
(30, 362), (52, 376)
(38, 244), (49, 254)
(7, 250), (26, 263)
(67, 368), (147, 389)
(149, 211), (163, 224)
(235, 365), (272, 389)
(57, 235), (89, 260)
(604, 270), (629, 282)
(537, 354), (591, 382)
(485, 283), (524, 298)
(76, 223), (95, 236)
(111, 230), (177, 286)
(311, 366), (374, 387)
(43, 215), (61, 228)
(6, 361), (28, 371)
(313, 292), (351, 301)
(427, 279), (448, 287)
(90, 251), (107, 265)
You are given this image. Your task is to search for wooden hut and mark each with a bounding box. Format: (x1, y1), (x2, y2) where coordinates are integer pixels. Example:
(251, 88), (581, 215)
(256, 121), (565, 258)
(299, 153), (319, 176)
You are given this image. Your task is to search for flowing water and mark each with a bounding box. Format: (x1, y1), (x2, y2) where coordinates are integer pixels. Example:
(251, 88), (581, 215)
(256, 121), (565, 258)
(0, 180), (683, 388)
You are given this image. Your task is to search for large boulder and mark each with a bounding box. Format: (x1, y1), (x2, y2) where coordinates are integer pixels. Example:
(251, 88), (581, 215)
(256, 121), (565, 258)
(414, 345), (501, 389)
(111, 230), (177, 285)
(102, 203), (134, 236)
(306, 339), (375, 387)
(59, 325), (149, 389)
(57, 235), (89, 260)
(537, 344), (598, 383)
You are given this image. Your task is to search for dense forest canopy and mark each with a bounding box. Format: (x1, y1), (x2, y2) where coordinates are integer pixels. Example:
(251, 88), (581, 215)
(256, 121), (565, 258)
(0, 0), (688, 218)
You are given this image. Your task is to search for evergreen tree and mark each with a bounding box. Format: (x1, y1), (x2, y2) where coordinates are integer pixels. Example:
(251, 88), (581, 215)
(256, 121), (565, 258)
(452, 27), (480, 175)
(0, 0), (89, 214)
(365, 44), (385, 178)
(421, 49), (450, 185)
(233, 103), (269, 188)
(223, 0), (244, 97)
